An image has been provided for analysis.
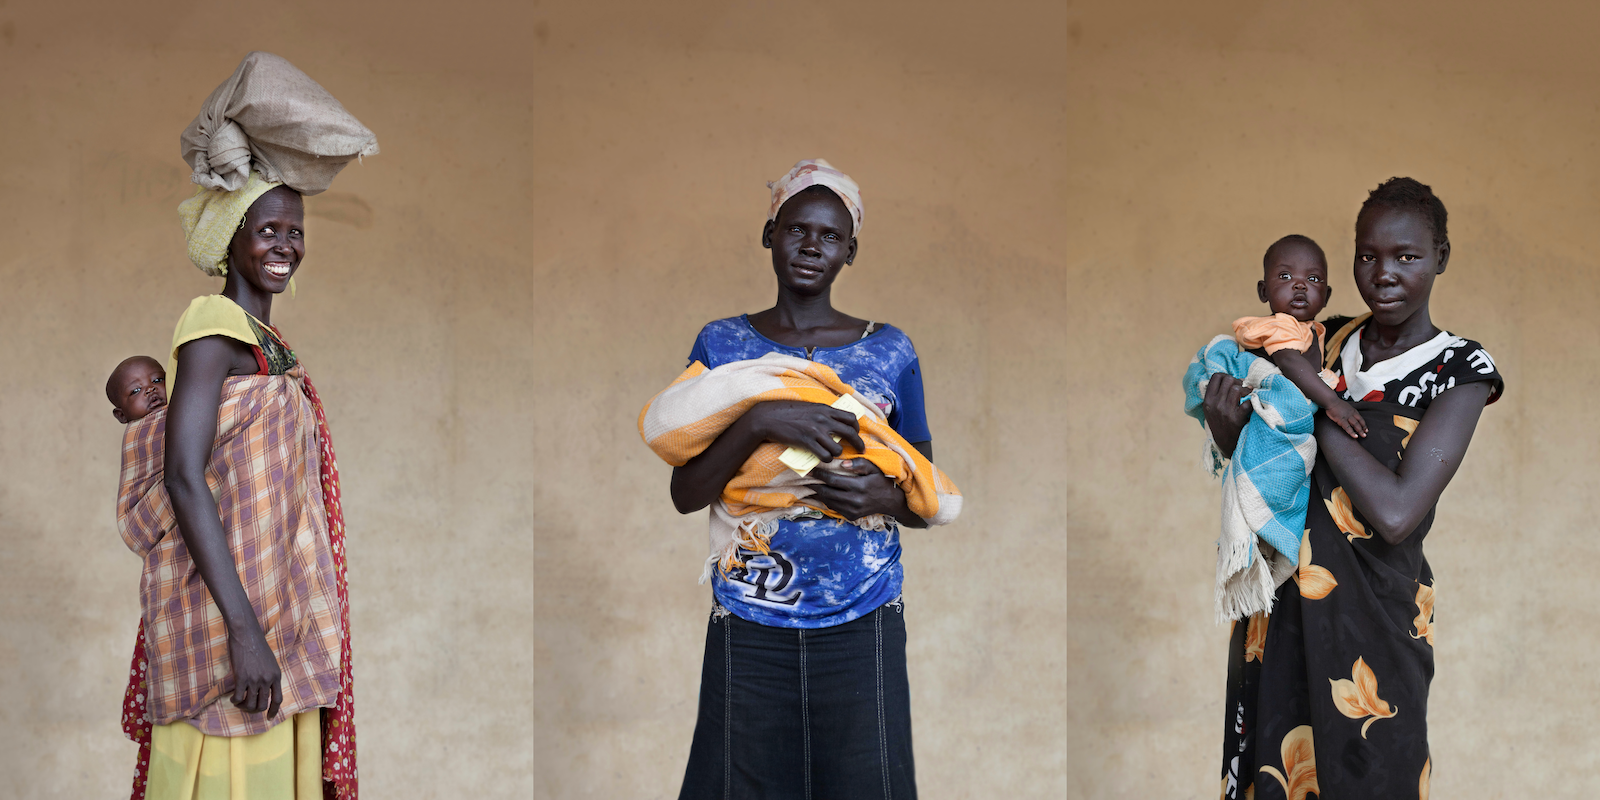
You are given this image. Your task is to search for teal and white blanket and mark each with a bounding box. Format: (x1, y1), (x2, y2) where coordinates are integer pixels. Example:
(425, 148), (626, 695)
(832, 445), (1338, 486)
(1183, 334), (1315, 622)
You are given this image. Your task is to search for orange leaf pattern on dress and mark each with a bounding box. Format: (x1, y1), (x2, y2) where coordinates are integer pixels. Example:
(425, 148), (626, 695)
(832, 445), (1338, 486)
(1258, 725), (1319, 800)
(1419, 758), (1431, 800)
(1296, 529), (1337, 600)
(1393, 415), (1419, 454)
(1244, 613), (1268, 663)
(1324, 487), (1370, 542)
(1329, 657), (1397, 738)
(1412, 581), (1435, 646)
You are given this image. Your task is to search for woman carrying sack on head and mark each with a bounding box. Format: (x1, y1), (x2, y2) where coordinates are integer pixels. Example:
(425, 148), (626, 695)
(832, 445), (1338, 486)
(116, 52), (376, 800)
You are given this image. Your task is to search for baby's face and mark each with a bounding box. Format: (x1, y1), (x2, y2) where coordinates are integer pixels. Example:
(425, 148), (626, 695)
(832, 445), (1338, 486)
(1258, 243), (1330, 322)
(110, 359), (167, 424)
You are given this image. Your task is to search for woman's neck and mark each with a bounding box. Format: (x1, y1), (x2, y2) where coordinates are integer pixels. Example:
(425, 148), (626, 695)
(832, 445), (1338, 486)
(222, 278), (273, 326)
(1361, 304), (1440, 360)
(769, 288), (840, 332)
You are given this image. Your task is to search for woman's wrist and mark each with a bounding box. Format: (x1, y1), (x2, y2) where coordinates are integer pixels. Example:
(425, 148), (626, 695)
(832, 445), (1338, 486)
(727, 411), (763, 447)
(891, 497), (927, 528)
(217, 594), (263, 637)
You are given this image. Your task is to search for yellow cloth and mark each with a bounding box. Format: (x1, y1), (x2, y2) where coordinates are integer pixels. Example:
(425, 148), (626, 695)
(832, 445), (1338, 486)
(1232, 313), (1326, 355)
(177, 171), (282, 277)
(146, 711), (322, 800)
(638, 353), (962, 581)
(166, 295), (261, 395)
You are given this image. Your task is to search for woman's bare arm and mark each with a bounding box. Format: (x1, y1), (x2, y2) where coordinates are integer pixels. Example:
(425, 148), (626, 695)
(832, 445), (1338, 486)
(809, 443), (933, 529)
(670, 400), (865, 514)
(1315, 382), (1491, 545)
(164, 336), (283, 717)
(670, 402), (932, 527)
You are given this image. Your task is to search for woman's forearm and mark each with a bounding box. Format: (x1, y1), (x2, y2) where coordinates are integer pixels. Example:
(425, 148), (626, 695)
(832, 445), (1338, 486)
(165, 476), (262, 635)
(165, 336), (263, 638)
(1313, 418), (1417, 541)
(1316, 382), (1490, 544)
(670, 415), (765, 514)
(888, 491), (928, 529)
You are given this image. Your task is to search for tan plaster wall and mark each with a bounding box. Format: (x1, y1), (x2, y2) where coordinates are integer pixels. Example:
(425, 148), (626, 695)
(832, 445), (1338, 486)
(5, 1), (1598, 799)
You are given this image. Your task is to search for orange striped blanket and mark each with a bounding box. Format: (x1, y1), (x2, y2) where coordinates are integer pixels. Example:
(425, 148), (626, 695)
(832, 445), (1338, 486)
(639, 353), (962, 581)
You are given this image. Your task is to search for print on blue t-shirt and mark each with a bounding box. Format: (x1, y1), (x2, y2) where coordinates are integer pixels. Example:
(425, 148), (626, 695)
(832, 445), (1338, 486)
(686, 315), (931, 629)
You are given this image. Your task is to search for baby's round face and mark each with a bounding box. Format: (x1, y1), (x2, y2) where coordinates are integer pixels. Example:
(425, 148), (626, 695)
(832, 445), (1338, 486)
(109, 358), (167, 424)
(1259, 242), (1330, 322)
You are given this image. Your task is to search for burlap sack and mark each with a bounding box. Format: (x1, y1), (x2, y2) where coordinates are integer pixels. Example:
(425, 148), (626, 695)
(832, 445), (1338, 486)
(180, 51), (379, 196)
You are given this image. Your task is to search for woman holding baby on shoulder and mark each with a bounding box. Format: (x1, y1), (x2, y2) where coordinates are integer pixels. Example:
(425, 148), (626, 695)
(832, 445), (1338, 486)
(1203, 178), (1504, 799)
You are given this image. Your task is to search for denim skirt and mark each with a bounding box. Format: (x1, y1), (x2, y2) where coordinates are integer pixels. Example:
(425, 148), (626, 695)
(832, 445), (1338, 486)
(677, 600), (916, 800)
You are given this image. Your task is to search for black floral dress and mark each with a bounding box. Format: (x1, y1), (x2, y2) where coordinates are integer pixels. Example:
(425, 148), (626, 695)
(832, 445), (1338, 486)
(1220, 315), (1504, 800)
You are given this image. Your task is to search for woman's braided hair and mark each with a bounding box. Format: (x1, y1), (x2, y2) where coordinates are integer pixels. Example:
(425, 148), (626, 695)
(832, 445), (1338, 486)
(1359, 177), (1448, 247)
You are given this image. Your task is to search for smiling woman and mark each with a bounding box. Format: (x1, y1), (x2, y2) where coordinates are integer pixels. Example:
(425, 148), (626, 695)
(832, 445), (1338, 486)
(111, 51), (374, 800)
(116, 176), (358, 800)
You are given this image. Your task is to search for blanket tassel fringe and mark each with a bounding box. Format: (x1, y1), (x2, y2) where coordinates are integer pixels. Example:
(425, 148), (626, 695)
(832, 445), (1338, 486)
(1215, 535), (1297, 625)
(698, 508), (896, 585)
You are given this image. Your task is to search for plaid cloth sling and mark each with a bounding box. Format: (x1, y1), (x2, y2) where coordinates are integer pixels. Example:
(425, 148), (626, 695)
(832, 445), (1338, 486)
(118, 359), (357, 799)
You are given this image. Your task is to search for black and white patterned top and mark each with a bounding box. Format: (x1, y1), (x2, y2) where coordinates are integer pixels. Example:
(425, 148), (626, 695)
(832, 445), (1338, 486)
(1324, 315), (1504, 409)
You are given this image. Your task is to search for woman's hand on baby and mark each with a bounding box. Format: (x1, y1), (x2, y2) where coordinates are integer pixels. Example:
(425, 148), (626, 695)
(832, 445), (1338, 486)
(1202, 372), (1254, 458)
(745, 400), (865, 461)
(1326, 400), (1369, 438)
(227, 626), (283, 717)
(809, 459), (904, 520)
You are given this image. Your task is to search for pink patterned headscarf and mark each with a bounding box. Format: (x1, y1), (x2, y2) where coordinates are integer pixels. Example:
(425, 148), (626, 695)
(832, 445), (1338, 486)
(767, 159), (863, 237)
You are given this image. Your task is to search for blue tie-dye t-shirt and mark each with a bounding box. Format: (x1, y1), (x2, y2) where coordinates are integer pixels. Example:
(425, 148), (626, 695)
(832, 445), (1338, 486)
(686, 315), (931, 629)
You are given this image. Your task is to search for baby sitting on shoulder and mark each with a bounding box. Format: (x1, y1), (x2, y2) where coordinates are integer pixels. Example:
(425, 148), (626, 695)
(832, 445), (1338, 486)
(1232, 234), (1366, 439)
(1183, 234), (1370, 622)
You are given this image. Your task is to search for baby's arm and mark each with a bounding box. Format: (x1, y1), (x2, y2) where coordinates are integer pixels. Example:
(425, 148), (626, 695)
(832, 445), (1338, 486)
(1269, 347), (1367, 438)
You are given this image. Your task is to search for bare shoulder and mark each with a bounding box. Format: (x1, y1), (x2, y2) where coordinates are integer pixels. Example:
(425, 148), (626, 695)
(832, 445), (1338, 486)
(175, 334), (258, 379)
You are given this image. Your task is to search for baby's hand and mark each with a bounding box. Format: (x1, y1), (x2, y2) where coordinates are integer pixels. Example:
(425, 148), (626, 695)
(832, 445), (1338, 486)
(1326, 400), (1368, 438)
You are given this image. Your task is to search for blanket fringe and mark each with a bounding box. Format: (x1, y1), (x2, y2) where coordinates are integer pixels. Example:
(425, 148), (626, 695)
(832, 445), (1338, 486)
(700, 516), (782, 584)
(1215, 539), (1297, 624)
(699, 509), (905, 584)
(853, 513), (894, 532)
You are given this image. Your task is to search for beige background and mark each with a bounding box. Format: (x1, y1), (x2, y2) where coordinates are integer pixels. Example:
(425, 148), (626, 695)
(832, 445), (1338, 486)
(4, 1), (1598, 799)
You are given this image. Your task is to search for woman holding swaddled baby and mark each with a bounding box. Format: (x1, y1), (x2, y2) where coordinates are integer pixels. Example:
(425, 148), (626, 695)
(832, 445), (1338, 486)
(639, 160), (963, 800)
